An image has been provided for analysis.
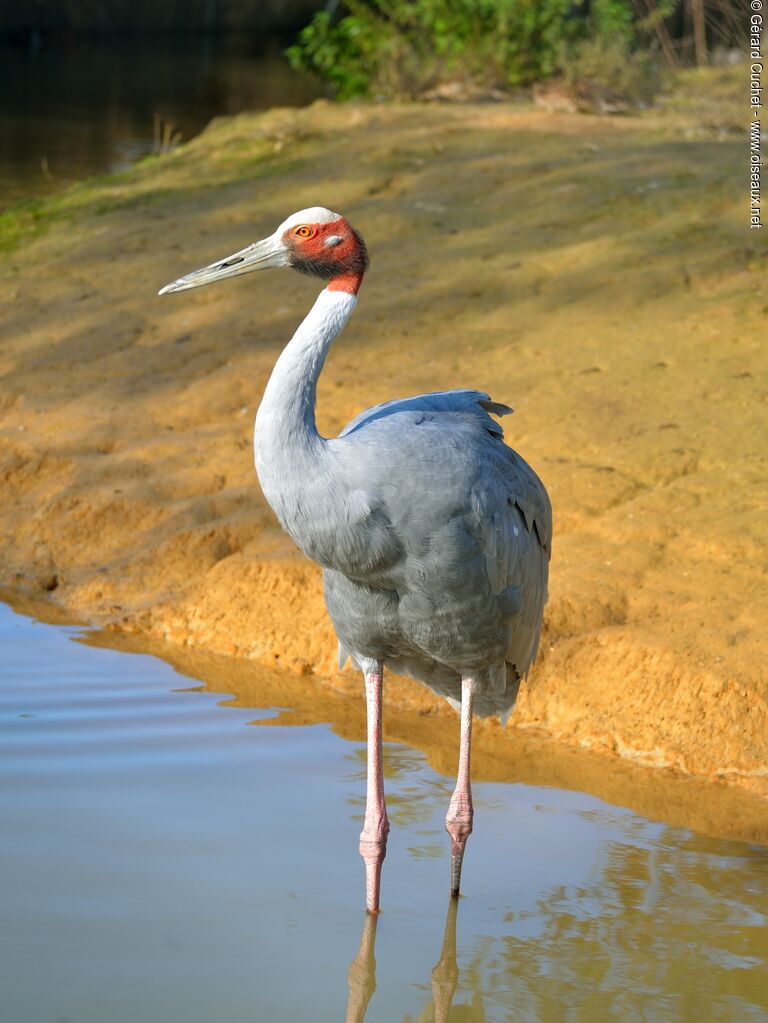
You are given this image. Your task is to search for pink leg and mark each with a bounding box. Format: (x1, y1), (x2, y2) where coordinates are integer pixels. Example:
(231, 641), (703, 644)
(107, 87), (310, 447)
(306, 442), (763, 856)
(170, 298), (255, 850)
(359, 665), (389, 913)
(445, 675), (477, 897)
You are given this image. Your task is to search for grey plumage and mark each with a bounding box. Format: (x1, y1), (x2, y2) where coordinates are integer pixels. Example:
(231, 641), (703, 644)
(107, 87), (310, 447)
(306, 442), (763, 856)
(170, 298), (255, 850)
(322, 389), (551, 722)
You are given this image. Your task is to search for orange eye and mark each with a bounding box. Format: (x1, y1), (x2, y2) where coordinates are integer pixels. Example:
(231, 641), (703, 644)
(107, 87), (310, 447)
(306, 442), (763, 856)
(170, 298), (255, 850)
(294, 225), (314, 238)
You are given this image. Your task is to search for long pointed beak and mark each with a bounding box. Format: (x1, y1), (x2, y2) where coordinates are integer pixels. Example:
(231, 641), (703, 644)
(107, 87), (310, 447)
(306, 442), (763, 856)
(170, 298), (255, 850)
(158, 234), (290, 295)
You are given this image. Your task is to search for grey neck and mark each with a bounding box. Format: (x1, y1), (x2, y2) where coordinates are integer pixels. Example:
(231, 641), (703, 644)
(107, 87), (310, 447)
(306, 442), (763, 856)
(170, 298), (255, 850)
(254, 287), (357, 492)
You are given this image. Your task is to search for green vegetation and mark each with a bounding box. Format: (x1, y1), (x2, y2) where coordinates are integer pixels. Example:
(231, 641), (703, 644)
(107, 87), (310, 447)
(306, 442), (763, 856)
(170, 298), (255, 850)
(558, 35), (662, 111)
(287, 0), (660, 102)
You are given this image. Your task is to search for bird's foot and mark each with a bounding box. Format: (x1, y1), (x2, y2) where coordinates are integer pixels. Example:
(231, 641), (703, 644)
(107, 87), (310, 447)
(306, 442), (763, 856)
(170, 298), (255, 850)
(359, 819), (390, 913)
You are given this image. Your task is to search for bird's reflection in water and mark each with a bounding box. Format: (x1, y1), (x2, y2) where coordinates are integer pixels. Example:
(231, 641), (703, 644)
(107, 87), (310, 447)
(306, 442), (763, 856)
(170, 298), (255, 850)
(346, 899), (485, 1023)
(346, 912), (379, 1023)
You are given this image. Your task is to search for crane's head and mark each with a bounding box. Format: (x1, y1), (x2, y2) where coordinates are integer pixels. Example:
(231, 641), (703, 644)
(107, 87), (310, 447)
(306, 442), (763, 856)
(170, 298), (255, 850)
(158, 207), (368, 297)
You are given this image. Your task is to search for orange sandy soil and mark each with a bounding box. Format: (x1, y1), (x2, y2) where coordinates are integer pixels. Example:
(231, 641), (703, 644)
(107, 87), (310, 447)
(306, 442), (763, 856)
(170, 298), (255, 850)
(1, 85), (766, 814)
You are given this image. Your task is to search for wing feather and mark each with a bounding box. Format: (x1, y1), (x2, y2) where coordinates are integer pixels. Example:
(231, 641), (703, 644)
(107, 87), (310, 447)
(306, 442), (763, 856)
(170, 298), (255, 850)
(340, 389), (510, 439)
(471, 441), (552, 680)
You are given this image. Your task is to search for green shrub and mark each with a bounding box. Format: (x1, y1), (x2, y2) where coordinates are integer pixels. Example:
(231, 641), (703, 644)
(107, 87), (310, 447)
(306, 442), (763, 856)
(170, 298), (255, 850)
(558, 36), (664, 111)
(287, 0), (641, 100)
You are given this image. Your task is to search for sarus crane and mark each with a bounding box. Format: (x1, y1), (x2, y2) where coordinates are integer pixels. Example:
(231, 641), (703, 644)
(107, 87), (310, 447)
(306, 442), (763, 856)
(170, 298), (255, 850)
(159, 207), (552, 913)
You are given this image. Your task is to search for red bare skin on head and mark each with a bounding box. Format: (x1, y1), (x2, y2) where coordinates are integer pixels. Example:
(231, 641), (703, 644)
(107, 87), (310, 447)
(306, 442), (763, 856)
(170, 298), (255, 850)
(282, 217), (369, 295)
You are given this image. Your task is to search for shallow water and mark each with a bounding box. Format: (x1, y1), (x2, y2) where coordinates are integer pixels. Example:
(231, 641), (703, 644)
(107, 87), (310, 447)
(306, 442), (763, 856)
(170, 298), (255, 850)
(0, 35), (320, 206)
(1, 602), (766, 1023)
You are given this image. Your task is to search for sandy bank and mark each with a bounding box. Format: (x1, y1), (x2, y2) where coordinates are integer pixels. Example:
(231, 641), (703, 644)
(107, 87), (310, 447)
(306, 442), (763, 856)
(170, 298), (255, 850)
(1, 90), (766, 801)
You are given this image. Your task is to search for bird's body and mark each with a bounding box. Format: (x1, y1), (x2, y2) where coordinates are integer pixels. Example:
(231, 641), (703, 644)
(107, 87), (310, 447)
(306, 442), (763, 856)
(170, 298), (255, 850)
(161, 206), (552, 911)
(253, 286), (551, 722)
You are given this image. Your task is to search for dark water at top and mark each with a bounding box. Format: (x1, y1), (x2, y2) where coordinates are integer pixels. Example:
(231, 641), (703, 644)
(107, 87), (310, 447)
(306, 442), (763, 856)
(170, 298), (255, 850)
(0, 35), (322, 207)
(1, 601), (767, 1023)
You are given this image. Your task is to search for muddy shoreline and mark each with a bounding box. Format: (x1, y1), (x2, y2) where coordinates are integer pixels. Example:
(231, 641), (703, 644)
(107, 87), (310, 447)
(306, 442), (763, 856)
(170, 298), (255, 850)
(1, 95), (766, 802)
